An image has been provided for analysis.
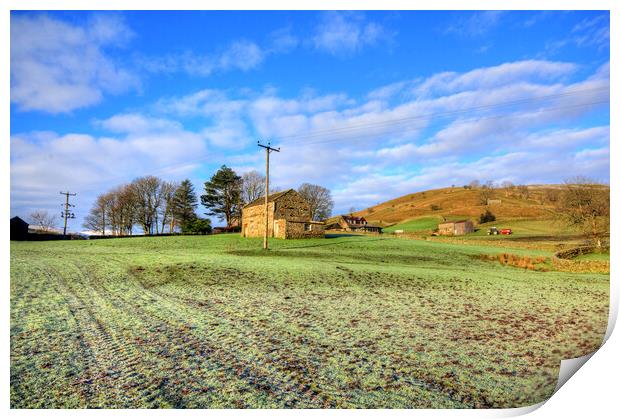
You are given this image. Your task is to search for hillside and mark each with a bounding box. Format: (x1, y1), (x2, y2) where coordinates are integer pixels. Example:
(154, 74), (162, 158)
(350, 185), (574, 228)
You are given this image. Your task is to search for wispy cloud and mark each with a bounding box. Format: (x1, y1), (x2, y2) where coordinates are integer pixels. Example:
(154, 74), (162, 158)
(312, 12), (392, 56)
(544, 12), (609, 55)
(10, 13), (139, 114)
(137, 39), (265, 77)
(445, 11), (505, 37)
(268, 27), (299, 54)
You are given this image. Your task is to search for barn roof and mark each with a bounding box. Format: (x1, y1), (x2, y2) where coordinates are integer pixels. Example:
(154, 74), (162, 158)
(11, 216), (28, 226)
(243, 189), (296, 209)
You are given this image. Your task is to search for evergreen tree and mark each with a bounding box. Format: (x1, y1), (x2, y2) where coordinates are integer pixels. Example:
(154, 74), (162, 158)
(201, 165), (242, 227)
(171, 179), (198, 231)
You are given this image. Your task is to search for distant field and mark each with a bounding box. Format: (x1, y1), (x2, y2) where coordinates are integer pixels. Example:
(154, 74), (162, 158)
(473, 219), (577, 237)
(383, 217), (576, 238)
(383, 217), (442, 233)
(11, 235), (609, 408)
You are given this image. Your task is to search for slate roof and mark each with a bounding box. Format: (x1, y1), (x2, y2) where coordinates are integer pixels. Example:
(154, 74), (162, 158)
(243, 189), (296, 209)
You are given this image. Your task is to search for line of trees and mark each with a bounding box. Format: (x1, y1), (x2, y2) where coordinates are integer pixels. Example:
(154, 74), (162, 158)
(84, 166), (335, 235)
(83, 176), (207, 235)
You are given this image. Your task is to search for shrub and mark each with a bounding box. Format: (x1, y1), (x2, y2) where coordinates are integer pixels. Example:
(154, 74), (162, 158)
(479, 210), (496, 224)
(182, 217), (212, 234)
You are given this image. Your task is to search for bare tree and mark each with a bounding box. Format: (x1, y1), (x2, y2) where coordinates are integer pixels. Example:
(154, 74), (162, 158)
(29, 210), (57, 233)
(501, 181), (515, 197)
(556, 177), (610, 248)
(479, 180), (494, 204)
(130, 176), (163, 235)
(516, 184), (530, 200)
(240, 170), (266, 205)
(117, 184), (138, 235)
(83, 193), (110, 235)
(159, 181), (179, 233)
(298, 183), (334, 221)
(542, 188), (560, 204)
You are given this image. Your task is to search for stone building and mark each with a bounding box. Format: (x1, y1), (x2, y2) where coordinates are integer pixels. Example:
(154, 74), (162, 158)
(325, 215), (383, 233)
(241, 189), (325, 239)
(437, 219), (474, 235)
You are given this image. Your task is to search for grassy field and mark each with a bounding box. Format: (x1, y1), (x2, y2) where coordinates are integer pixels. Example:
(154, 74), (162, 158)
(383, 217), (442, 233)
(10, 234), (609, 408)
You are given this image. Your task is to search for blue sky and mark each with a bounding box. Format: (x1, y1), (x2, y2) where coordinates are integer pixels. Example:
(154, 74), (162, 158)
(10, 10), (610, 229)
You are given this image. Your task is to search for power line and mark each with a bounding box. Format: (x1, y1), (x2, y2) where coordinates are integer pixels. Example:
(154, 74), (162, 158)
(294, 98), (610, 147)
(275, 85), (610, 144)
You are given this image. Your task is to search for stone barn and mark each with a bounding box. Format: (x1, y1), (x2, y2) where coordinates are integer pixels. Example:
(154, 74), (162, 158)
(437, 219), (474, 235)
(242, 189), (325, 239)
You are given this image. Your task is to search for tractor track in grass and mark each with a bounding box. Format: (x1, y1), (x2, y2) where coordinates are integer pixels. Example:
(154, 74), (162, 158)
(48, 262), (163, 408)
(72, 256), (323, 407)
(126, 262), (470, 408)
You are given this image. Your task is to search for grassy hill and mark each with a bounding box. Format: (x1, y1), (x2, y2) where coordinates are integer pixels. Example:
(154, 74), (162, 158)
(348, 185), (594, 235)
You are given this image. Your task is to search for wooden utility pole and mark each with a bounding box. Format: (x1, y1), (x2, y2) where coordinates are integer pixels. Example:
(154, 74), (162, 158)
(60, 191), (77, 236)
(257, 141), (280, 250)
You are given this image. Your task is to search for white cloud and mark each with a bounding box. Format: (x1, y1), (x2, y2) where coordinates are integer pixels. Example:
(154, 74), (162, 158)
(10, 114), (209, 220)
(10, 13), (139, 113)
(412, 60), (576, 97)
(312, 12), (390, 55)
(97, 113), (183, 134)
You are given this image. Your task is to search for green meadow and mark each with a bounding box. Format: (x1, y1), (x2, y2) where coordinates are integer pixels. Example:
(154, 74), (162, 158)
(10, 234), (609, 408)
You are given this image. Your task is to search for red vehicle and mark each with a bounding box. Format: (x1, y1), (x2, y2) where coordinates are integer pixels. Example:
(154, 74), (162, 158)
(500, 228), (512, 235)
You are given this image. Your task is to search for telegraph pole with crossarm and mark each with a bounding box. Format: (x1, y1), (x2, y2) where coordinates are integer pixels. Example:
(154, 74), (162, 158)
(60, 191), (77, 236)
(257, 141), (280, 250)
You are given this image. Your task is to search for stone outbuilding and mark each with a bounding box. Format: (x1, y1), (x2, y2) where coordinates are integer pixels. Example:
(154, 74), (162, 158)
(241, 189), (325, 239)
(437, 219), (474, 235)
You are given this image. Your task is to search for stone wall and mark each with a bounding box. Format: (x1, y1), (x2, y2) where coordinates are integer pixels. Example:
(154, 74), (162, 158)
(284, 221), (325, 239)
(241, 202), (275, 238)
(274, 193), (312, 221)
(454, 221), (474, 235)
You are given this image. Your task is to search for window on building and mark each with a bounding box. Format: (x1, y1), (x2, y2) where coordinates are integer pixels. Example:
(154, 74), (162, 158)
(304, 223), (311, 231)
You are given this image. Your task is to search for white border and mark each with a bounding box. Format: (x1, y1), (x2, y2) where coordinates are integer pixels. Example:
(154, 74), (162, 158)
(3, 1), (616, 417)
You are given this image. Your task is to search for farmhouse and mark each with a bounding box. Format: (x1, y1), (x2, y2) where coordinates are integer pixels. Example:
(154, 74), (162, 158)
(437, 219), (474, 235)
(326, 215), (383, 233)
(241, 189), (325, 239)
